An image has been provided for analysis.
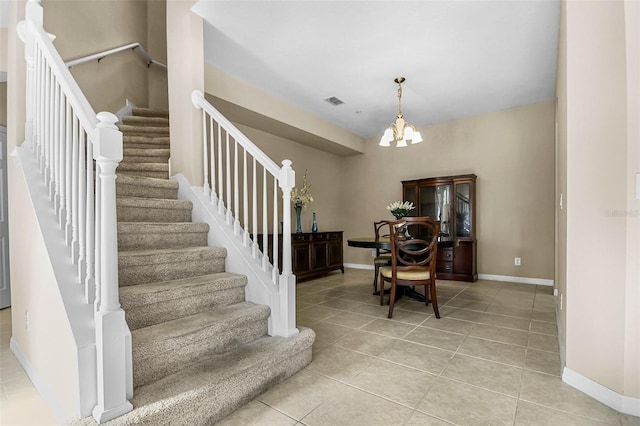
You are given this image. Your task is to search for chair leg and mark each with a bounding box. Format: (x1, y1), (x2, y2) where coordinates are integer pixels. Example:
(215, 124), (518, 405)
(388, 283), (397, 318)
(379, 275), (385, 306)
(430, 283), (440, 318)
(373, 264), (379, 294)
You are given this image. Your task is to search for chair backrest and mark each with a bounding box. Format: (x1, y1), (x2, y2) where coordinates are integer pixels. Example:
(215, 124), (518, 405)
(388, 217), (440, 273)
(374, 220), (391, 255)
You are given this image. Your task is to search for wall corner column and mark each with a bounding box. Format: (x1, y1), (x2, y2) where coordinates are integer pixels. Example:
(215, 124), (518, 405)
(166, 0), (204, 185)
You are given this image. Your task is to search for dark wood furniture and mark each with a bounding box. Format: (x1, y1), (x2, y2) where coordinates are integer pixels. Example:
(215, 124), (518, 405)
(402, 174), (478, 282)
(379, 217), (441, 318)
(259, 232), (344, 282)
(372, 221), (392, 294)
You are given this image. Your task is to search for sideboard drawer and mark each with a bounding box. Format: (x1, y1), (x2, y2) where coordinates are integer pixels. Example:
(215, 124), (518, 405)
(438, 248), (453, 261)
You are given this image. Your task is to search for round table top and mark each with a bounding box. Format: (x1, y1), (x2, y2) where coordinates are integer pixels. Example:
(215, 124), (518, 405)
(347, 237), (391, 249)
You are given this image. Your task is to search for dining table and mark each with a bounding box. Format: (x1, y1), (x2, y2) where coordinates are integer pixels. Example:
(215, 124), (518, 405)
(347, 236), (427, 303)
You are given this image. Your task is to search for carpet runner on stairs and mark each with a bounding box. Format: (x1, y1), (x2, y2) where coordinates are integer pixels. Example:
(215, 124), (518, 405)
(82, 107), (314, 425)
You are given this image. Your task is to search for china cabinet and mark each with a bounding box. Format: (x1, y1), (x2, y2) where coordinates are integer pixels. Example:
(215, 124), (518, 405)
(402, 174), (477, 282)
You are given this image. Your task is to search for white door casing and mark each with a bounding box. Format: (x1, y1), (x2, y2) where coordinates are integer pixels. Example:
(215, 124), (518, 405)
(0, 126), (10, 309)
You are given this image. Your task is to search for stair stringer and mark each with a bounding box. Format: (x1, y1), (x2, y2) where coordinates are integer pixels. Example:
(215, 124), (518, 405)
(172, 173), (299, 338)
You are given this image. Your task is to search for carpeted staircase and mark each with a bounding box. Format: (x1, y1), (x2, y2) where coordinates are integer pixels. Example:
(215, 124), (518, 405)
(99, 108), (315, 425)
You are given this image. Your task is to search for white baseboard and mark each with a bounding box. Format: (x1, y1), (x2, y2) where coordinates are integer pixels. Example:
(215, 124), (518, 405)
(10, 337), (65, 422)
(562, 366), (640, 417)
(477, 273), (554, 286)
(344, 263), (374, 271)
(344, 264), (553, 286)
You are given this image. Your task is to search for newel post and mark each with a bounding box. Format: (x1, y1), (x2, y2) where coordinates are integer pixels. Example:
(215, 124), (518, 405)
(91, 112), (133, 423)
(276, 160), (298, 337)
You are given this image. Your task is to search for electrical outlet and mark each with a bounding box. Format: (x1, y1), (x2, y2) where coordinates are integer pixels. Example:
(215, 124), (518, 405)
(25, 311), (30, 331)
(514, 257), (521, 266)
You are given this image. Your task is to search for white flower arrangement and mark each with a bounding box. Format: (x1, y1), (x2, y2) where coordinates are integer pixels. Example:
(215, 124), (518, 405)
(386, 200), (415, 219)
(291, 170), (314, 209)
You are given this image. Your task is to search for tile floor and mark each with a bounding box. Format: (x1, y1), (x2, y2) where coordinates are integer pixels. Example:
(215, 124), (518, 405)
(1, 268), (639, 425)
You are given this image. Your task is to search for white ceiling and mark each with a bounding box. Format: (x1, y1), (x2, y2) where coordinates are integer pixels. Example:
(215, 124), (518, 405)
(193, 0), (560, 140)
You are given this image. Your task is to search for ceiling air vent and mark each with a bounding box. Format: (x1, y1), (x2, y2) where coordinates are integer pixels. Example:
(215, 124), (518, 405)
(324, 96), (344, 106)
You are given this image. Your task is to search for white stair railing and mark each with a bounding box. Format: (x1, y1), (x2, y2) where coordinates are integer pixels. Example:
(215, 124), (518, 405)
(191, 90), (297, 337)
(19, 0), (132, 422)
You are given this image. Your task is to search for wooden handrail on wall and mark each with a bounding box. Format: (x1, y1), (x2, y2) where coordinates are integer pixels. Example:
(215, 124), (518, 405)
(65, 42), (167, 69)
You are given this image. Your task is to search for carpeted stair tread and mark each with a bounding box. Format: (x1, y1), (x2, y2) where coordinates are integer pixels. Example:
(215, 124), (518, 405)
(123, 135), (170, 146)
(118, 246), (226, 286)
(122, 116), (170, 127)
(132, 107), (169, 118)
(118, 222), (209, 250)
(123, 148), (170, 157)
(119, 124), (170, 136)
(116, 197), (191, 210)
(118, 162), (169, 172)
(117, 162), (169, 179)
(111, 327), (315, 425)
(117, 197), (192, 222)
(121, 273), (247, 330)
(132, 301), (268, 358)
(131, 302), (271, 387)
(116, 174), (178, 199)
(119, 246), (226, 267)
(120, 272), (246, 308)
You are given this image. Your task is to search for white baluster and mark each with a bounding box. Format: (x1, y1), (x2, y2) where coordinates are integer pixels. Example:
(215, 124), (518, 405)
(233, 138), (240, 234)
(52, 81), (60, 213)
(243, 147), (249, 246)
(201, 109), (209, 196)
(71, 115), (79, 259)
(225, 133), (232, 225)
(217, 125), (224, 214)
(43, 65), (50, 176)
(23, 0), (41, 149)
(47, 69), (55, 199)
(85, 139), (95, 303)
(209, 117), (216, 205)
(65, 109), (73, 243)
(252, 158), (258, 258)
(78, 127), (86, 283)
(272, 176), (279, 283)
(58, 96), (67, 230)
(262, 168), (268, 271)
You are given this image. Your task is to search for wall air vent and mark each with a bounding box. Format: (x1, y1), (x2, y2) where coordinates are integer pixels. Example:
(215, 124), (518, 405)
(324, 96), (344, 106)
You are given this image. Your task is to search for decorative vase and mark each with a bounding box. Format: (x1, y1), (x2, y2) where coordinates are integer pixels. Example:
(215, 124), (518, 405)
(311, 212), (318, 233)
(395, 220), (410, 240)
(295, 206), (302, 233)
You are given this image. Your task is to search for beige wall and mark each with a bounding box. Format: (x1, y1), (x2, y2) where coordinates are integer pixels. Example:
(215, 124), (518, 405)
(9, 159), (84, 420)
(41, 0), (167, 113)
(344, 101), (555, 279)
(562, 0), (639, 399)
(147, 0), (168, 110)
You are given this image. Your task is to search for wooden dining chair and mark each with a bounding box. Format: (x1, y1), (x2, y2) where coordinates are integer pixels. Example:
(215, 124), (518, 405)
(379, 217), (441, 319)
(372, 220), (392, 294)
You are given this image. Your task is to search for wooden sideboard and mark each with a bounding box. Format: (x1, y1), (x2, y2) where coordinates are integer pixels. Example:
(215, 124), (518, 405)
(258, 232), (344, 282)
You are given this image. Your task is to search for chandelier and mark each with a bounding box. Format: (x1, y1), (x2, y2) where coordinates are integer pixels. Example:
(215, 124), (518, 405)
(379, 77), (423, 147)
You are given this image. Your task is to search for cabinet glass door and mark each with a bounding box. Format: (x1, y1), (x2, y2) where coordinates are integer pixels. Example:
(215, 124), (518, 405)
(419, 184), (452, 241)
(455, 183), (471, 238)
